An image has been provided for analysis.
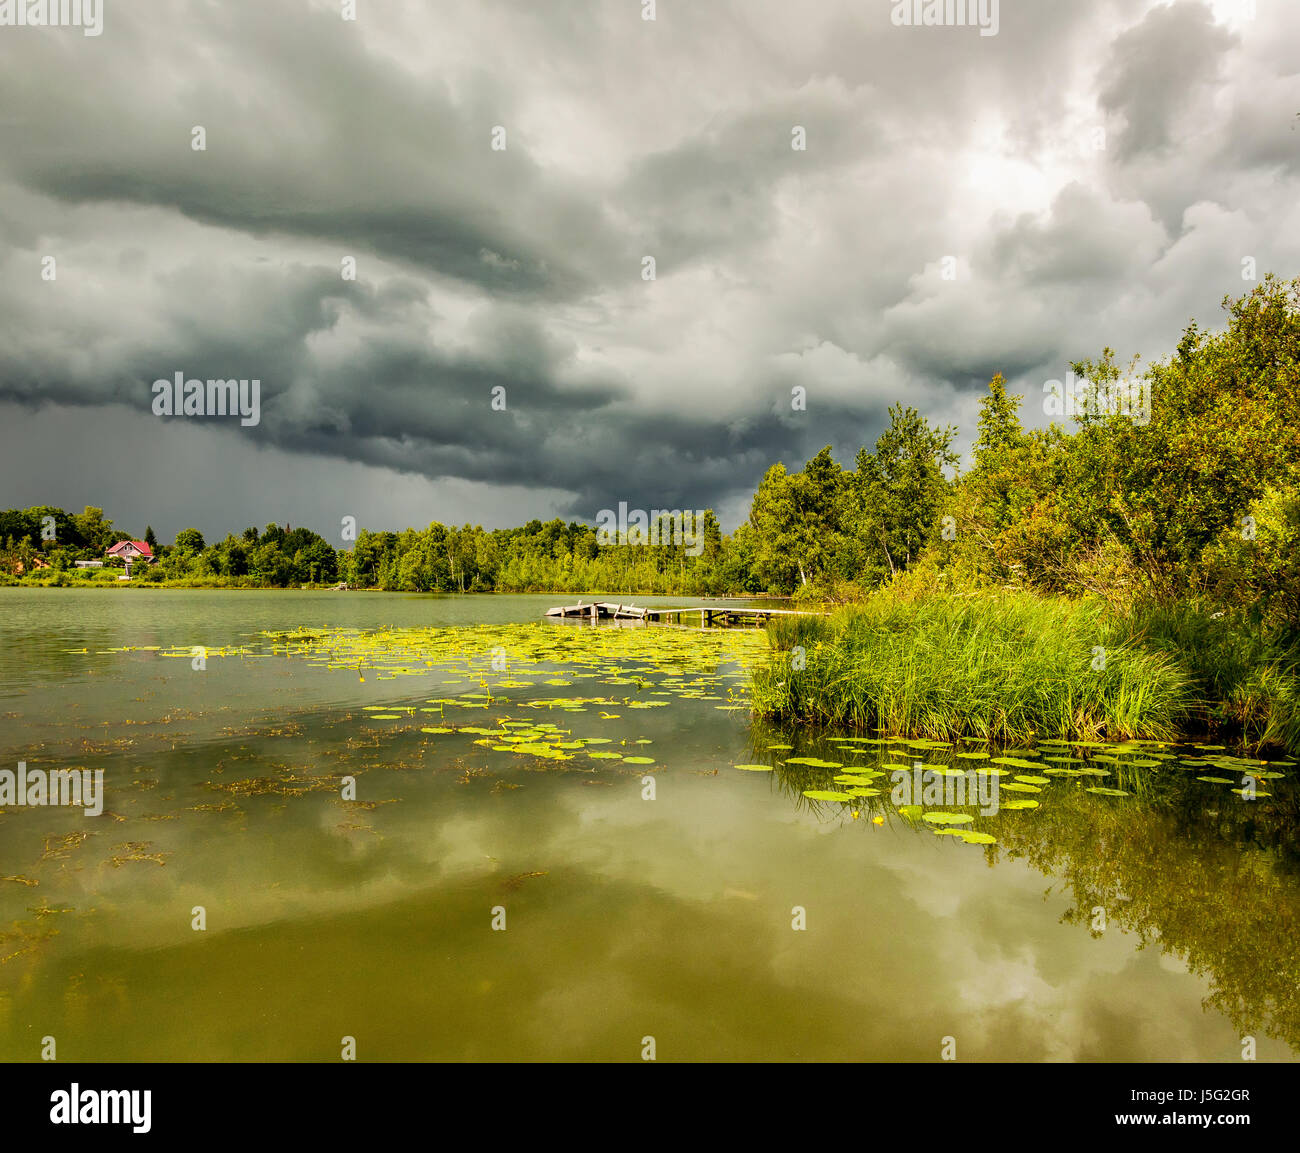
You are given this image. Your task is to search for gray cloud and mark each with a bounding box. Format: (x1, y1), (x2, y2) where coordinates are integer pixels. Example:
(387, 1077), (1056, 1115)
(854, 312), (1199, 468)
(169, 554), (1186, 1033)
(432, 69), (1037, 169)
(0, 0), (1297, 539)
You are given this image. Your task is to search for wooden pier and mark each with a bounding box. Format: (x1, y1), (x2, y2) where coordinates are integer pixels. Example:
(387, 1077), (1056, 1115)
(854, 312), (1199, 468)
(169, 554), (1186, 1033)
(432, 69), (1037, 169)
(544, 601), (825, 627)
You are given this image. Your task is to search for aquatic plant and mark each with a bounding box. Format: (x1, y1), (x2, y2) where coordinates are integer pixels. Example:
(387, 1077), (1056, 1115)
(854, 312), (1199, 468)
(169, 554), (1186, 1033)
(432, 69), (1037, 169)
(750, 591), (1190, 743)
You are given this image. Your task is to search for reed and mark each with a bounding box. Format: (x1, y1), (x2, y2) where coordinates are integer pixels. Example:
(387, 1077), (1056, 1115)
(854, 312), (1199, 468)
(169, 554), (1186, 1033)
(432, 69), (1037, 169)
(1133, 601), (1300, 754)
(750, 590), (1191, 743)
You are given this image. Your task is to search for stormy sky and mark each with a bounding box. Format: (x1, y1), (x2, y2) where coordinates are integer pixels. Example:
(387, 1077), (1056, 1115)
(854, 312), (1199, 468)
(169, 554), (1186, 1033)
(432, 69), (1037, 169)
(1, 0), (1297, 542)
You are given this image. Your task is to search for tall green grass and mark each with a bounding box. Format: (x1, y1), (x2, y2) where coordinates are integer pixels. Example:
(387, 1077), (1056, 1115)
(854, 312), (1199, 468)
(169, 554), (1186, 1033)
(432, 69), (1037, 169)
(1132, 602), (1300, 754)
(750, 591), (1191, 743)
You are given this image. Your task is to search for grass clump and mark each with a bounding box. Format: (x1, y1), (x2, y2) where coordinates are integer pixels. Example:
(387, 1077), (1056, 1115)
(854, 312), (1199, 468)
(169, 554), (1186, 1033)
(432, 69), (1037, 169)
(751, 590), (1190, 744)
(1133, 601), (1300, 754)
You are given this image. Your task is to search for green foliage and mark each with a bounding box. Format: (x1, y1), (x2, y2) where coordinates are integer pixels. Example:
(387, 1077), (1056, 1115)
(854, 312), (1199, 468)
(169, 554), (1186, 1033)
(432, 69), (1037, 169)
(848, 404), (958, 581)
(744, 407), (958, 595)
(934, 276), (1300, 615)
(746, 457), (845, 591)
(751, 590), (1191, 744)
(174, 527), (205, 553)
(1132, 601), (1300, 753)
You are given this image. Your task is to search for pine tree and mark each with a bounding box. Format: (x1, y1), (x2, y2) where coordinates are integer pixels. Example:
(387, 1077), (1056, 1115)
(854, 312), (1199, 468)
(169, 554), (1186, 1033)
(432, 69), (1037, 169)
(972, 373), (1024, 468)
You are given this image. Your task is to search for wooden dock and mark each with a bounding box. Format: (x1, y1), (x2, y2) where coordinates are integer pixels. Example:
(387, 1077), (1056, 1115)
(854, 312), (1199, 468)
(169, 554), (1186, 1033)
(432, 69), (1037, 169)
(544, 601), (825, 627)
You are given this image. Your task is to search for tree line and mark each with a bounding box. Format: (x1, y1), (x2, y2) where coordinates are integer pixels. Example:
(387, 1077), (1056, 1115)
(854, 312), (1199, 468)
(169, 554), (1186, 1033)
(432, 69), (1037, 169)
(4, 276), (1297, 627)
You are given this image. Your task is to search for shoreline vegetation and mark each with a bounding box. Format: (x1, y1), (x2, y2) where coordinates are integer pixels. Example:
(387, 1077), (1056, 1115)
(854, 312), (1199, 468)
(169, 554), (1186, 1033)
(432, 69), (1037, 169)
(750, 589), (1300, 755)
(5, 279), (1299, 753)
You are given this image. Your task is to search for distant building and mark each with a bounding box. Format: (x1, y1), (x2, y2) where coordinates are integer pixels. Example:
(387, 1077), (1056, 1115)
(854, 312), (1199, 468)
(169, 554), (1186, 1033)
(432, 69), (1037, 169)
(105, 540), (155, 580)
(105, 541), (155, 563)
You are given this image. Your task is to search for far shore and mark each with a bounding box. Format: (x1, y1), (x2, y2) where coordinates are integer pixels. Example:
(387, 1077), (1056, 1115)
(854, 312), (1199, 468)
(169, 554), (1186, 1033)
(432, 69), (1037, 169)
(0, 581), (790, 599)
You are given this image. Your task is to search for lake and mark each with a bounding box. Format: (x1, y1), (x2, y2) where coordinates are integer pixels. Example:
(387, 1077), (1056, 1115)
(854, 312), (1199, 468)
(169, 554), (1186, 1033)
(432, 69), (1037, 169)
(1, 589), (1296, 1061)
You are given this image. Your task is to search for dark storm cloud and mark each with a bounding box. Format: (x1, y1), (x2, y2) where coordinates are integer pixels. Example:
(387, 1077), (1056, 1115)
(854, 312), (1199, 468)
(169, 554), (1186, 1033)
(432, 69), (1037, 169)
(0, 0), (1298, 537)
(0, 3), (626, 301)
(1099, 2), (1238, 164)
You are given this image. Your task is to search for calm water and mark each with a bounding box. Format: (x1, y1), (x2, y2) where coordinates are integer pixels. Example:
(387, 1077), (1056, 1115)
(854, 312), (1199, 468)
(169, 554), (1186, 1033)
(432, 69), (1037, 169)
(1, 588), (1296, 1062)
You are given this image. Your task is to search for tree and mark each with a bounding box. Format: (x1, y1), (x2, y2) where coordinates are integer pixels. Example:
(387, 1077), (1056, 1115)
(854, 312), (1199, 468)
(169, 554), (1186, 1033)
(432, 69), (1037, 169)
(972, 373), (1024, 468)
(73, 506), (114, 554)
(748, 463), (808, 591)
(144, 526), (158, 551)
(852, 405), (957, 578)
(174, 528), (205, 554)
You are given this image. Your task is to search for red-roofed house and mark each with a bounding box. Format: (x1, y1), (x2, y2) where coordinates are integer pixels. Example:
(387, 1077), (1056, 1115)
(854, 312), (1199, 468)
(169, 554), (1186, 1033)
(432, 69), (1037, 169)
(106, 540), (155, 563)
(106, 541), (155, 578)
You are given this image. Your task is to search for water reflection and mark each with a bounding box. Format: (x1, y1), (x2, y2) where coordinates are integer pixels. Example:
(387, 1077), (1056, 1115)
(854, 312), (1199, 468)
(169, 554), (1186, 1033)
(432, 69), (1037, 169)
(0, 590), (1295, 1060)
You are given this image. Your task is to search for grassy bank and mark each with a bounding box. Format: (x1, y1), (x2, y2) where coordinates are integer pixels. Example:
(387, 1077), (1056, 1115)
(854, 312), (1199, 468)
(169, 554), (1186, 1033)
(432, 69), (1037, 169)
(750, 590), (1291, 748)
